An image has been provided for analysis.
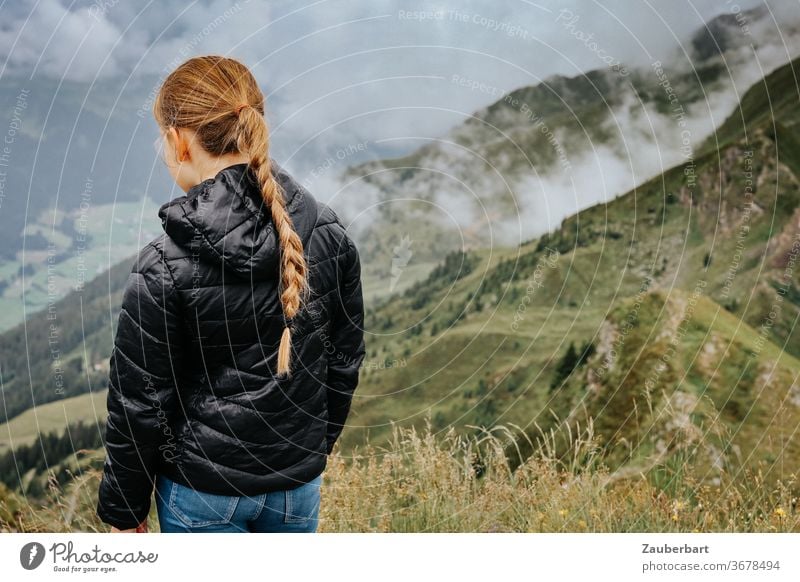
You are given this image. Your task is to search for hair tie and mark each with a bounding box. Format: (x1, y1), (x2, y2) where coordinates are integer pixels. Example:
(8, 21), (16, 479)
(234, 102), (249, 116)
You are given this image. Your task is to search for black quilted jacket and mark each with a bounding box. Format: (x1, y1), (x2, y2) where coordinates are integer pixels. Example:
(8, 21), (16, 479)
(96, 161), (365, 530)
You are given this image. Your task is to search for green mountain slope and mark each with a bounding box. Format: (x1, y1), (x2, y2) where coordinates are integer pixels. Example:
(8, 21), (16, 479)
(704, 55), (800, 150)
(0, 256), (131, 423)
(341, 57), (800, 486)
(343, 7), (782, 294)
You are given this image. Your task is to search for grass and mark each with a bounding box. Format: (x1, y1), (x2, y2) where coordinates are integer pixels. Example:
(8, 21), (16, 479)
(2, 416), (797, 533)
(0, 390), (108, 451)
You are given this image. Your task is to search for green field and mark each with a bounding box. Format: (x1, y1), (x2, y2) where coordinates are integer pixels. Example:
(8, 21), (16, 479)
(0, 390), (107, 451)
(0, 199), (161, 332)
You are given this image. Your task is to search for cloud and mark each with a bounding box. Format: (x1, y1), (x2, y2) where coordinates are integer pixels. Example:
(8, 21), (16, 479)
(0, 1), (770, 159)
(0, 0), (129, 80)
(2, 0), (797, 194)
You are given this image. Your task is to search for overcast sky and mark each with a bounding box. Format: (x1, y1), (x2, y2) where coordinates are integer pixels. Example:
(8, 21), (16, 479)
(0, 0), (774, 82)
(0, 0), (794, 171)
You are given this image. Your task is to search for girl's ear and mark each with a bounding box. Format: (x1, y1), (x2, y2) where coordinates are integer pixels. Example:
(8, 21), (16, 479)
(168, 126), (190, 162)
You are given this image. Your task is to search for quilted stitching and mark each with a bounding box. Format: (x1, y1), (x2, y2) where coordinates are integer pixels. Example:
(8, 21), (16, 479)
(96, 162), (365, 530)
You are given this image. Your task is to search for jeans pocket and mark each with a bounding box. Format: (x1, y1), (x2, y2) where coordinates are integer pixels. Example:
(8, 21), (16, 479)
(168, 479), (239, 528)
(284, 474), (322, 524)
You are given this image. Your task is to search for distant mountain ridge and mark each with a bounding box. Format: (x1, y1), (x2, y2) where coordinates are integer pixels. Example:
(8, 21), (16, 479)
(343, 54), (800, 486)
(343, 5), (800, 296)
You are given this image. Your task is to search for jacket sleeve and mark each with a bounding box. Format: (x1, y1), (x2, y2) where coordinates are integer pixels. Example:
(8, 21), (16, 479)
(96, 242), (184, 530)
(325, 230), (366, 454)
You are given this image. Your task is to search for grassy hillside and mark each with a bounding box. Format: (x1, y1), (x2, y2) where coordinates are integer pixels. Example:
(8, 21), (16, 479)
(703, 56), (800, 151)
(0, 390), (107, 452)
(335, 58), (800, 490)
(2, 421), (797, 532)
(0, 255), (130, 423)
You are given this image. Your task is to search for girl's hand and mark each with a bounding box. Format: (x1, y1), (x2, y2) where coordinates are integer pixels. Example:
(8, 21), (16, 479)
(110, 520), (148, 533)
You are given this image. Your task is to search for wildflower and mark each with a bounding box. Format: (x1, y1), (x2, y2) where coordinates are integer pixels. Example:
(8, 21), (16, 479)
(774, 507), (786, 518)
(671, 514), (678, 522)
(558, 509), (568, 517)
(578, 520), (587, 529)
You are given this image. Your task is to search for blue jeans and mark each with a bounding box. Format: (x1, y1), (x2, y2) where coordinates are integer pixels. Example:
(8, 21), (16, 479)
(155, 473), (322, 533)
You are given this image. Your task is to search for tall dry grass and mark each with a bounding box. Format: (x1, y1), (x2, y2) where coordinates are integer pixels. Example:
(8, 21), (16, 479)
(320, 418), (799, 532)
(1, 419), (797, 532)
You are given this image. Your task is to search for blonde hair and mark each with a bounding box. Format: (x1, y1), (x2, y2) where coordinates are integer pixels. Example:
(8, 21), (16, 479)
(153, 55), (307, 376)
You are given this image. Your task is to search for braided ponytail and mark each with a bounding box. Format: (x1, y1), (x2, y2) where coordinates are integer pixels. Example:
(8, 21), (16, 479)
(154, 55), (308, 376)
(237, 106), (308, 376)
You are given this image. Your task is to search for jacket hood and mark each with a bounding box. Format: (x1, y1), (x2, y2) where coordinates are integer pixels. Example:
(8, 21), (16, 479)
(158, 160), (318, 279)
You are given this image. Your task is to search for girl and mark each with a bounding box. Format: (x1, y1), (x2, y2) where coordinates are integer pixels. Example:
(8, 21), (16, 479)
(96, 55), (365, 533)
